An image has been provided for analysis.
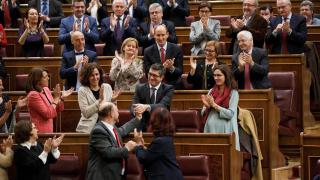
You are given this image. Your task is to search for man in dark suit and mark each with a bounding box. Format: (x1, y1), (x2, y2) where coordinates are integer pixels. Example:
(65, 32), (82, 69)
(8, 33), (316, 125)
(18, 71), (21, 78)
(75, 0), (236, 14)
(232, 30), (271, 89)
(138, 3), (177, 49)
(226, 0), (268, 54)
(60, 31), (97, 91)
(58, 0), (99, 53)
(157, 0), (190, 27)
(100, 0), (138, 56)
(143, 24), (183, 89)
(131, 63), (174, 131)
(28, 0), (64, 28)
(86, 102), (141, 180)
(0, 0), (21, 28)
(265, 0), (307, 54)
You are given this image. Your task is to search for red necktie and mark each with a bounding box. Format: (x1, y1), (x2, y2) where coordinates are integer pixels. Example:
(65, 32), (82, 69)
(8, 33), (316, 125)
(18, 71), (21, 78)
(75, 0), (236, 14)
(2, 0), (11, 28)
(244, 63), (252, 89)
(113, 127), (125, 173)
(160, 47), (165, 64)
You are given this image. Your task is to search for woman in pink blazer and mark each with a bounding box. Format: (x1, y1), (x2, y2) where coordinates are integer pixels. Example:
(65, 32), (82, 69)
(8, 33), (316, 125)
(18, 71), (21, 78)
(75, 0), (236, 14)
(26, 67), (73, 133)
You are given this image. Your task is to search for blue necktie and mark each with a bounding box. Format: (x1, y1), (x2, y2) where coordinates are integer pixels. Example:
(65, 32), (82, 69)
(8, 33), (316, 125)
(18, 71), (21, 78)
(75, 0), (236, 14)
(42, 0), (48, 16)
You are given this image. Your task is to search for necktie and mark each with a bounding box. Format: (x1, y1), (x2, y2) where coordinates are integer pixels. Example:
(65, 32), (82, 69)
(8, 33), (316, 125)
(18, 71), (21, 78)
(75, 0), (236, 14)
(244, 63), (251, 89)
(42, 0), (48, 16)
(2, 0), (11, 28)
(150, 87), (156, 104)
(281, 17), (288, 54)
(115, 17), (122, 42)
(75, 51), (84, 55)
(113, 127), (125, 174)
(160, 47), (165, 64)
(76, 18), (81, 31)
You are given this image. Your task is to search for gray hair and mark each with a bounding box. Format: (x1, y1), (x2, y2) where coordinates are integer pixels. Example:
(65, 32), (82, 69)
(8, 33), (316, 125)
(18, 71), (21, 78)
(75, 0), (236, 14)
(300, 0), (314, 11)
(149, 3), (163, 13)
(277, 0), (291, 6)
(112, 0), (127, 6)
(237, 30), (253, 41)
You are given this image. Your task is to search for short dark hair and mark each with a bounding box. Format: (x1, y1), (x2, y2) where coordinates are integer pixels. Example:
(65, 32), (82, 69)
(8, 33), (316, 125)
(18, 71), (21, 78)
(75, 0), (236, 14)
(149, 63), (165, 77)
(147, 107), (175, 137)
(72, 0), (85, 5)
(260, 4), (273, 13)
(26, 67), (48, 93)
(212, 64), (238, 90)
(198, 2), (212, 12)
(80, 63), (105, 87)
(14, 120), (33, 144)
(98, 102), (114, 120)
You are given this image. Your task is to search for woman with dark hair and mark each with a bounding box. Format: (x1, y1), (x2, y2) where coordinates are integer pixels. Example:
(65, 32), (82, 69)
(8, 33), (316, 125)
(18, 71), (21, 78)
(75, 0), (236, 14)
(18, 8), (49, 57)
(134, 107), (183, 180)
(187, 40), (224, 89)
(201, 64), (240, 150)
(14, 120), (64, 180)
(26, 67), (73, 133)
(109, 37), (144, 92)
(76, 63), (120, 133)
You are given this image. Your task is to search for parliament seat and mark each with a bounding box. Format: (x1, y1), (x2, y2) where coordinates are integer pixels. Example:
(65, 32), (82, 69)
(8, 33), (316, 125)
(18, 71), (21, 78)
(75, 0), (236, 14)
(268, 72), (298, 136)
(127, 154), (144, 180)
(15, 74), (28, 91)
(185, 16), (195, 26)
(176, 155), (210, 180)
(171, 110), (201, 132)
(0, 47), (6, 57)
(95, 43), (105, 56)
(181, 74), (193, 90)
(118, 109), (131, 127)
(210, 15), (231, 26)
(44, 44), (54, 57)
(50, 155), (81, 180)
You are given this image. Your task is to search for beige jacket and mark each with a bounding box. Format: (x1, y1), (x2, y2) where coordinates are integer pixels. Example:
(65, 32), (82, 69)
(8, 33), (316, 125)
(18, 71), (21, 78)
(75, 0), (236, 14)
(0, 148), (13, 180)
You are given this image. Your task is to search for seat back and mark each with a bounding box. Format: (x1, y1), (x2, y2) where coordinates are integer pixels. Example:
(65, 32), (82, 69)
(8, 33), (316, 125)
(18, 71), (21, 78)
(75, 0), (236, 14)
(176, 155), (210, 180)
(268, 72), (297, 136)
(50, 155), (81, 180)
(95, 43), (105, 56)
(0, 47), (7, 57)
(15, 74), (28, 91)
(43, 44), (54, 57)
(172, 110), (201, 132)
(127, 154), (144, 180)
(185, 16), (195, 26)
(210, 15), (231, 26)
(117, 109), (131, 127)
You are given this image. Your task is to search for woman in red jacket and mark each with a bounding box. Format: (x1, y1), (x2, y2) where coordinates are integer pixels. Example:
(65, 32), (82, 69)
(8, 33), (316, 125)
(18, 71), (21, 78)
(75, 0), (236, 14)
(0, 24), (7, 48)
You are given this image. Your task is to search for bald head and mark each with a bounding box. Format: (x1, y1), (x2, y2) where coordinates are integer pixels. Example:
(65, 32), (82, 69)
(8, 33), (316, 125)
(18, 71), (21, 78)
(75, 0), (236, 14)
(98, 102), (119, 124)
(71, 31), (85, 52)
(154, 24), (169, 46)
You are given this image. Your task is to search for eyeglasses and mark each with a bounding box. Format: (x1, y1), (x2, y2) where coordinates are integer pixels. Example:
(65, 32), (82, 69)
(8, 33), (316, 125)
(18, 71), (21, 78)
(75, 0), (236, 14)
(200, 10), (210, 14)
(204, 49), (216, 53)
(148, 72), (161, 78)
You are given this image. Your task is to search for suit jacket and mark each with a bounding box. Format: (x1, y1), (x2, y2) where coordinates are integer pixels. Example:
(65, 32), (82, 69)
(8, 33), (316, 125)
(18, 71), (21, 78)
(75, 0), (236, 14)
(131, 83), (174, 131)
(138, 20), (177, 49)
(266, 13), (307, 54)
(231, 47), (271, 89)
(58, 15), (99, 52)
(86, 119), (140, 180)
(190, 19), (221, 55)
(0, 0), (21, 28)
(135, 136), (183, 180)
(187, 59), (224, 89)
(76, 83), (113, 133)
(143, 42), (183, 88)
(226, 13), (268, 54)
(0, 147), (13, 180)
(100, 15), (138, 56)
(158, 0), (190, 27)
(27, 87), (64, 133)
(60, 49), (97, 90)
(14, 142), (57, 180)
(28, 0), (64, 27)
(125, 0), (147, 24)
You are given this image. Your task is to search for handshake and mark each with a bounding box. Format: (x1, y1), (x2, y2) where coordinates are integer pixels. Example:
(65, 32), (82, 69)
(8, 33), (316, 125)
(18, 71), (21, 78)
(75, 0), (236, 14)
(124, 128), (145, 151)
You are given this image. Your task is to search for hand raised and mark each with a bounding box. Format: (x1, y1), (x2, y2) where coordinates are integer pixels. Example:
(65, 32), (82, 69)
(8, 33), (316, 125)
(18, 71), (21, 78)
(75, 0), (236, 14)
(52, 134), (64, 149)
(201, 95), (210, 108)
(44, 138), (52, 153)
(61, 87), (74, 99)
(125, 140), (137, 151)
(190, 56), (197, 70)
(134, 128), (144, 145)
(5, 100), (12, 113)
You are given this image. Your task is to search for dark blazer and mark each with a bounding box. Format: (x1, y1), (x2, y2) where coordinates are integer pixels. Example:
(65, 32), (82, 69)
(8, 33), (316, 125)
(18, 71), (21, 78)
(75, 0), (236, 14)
(135, 136), (183, 180)
(226, 13), (268, 54)
(158, 0), (190, 27)
(143, 42), (183, 88)
(60, 49), (97, 90)
(58, 15), (99, 53)
(138, 20), (177, 49)
(14, 142), (57, 180)
(28, 0), (64, 27)
(125, 0), (148, 24)
(131, 83), (174, 131)
(266, 13), (307, 54)
(86, 119), (140, 180)
(187, 59), (224, 90)
(232, 47), (271, 89)
(100, 15), (138, 56)
(0, 0), (21, 28)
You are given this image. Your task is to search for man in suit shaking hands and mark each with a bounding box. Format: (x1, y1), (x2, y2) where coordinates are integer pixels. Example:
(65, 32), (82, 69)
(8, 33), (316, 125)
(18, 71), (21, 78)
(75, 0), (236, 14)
(131, 63), (174, 131)
(58, 0), (99, 53)
(86, 102), (141, 180)
(60, 31), (97, 91)
(143, 24), (183, 89)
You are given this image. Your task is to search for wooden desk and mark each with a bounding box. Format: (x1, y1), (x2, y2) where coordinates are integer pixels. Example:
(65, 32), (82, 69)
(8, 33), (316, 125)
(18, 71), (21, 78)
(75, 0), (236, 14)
(300, 133), (320, 180)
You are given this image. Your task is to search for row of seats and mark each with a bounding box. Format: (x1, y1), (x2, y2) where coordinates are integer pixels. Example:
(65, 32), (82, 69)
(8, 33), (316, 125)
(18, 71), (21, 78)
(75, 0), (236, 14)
(50, 154), (210, 180)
